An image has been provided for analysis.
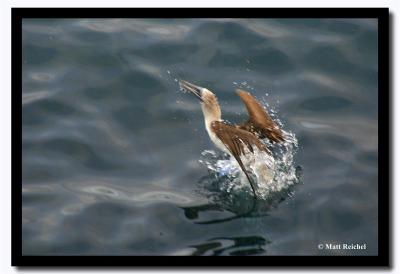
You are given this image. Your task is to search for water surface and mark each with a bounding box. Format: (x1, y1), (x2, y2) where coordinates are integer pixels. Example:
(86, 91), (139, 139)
(22, 18), (378, 256)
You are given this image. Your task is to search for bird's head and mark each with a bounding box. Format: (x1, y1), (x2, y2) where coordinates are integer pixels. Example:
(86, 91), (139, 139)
(179, 80), (221, 121)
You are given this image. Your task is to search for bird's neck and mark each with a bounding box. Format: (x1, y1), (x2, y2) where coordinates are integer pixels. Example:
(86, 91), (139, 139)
(201, 104), (228, 152)
(201, 104), (221, 137)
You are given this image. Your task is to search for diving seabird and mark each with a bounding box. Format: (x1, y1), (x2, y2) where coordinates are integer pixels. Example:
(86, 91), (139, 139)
(179, 80), (285, 197)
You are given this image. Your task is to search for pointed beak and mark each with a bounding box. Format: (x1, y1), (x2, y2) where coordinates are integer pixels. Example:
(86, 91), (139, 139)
(179, 80), (203, 102)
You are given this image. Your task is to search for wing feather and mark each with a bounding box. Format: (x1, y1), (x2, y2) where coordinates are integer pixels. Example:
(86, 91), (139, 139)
(236, 89), (285, 143)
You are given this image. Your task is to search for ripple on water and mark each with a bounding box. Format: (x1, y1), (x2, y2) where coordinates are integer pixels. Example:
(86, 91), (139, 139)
(299, 96), (352, 112)
(22, 98), (78, 126)
(23, 44), (58, 65)
(67, 183), (195, 206)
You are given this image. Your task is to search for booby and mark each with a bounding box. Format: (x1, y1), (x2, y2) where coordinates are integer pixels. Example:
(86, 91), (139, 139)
(179, 80), (285, 197)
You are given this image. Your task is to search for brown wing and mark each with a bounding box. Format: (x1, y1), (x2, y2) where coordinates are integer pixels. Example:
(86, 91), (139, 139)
(211, 121), (270, 196)
(236, 89), (284, 143)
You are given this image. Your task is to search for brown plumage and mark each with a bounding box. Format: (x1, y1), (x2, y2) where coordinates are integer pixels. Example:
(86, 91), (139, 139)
(211, 121), (270, 156)
(236, 89), (285, 143)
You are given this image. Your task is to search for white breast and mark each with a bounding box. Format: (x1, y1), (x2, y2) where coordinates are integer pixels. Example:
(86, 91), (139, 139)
(205, 121), (230, 153)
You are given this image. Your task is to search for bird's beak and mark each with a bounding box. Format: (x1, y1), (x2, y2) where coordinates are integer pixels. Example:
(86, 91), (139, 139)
(179, 80), (204, 102)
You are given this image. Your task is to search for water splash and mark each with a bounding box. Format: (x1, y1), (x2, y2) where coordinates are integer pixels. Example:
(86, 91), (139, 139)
(199, 120), (300, 200)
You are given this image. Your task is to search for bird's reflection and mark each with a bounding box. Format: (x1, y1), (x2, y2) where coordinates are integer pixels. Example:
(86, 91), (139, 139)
(181, 170), (300, 225)
(190, 235), (270, 256)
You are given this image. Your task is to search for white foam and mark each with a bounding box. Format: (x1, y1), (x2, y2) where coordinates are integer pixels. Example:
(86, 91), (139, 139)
(199, 129), (299, 199)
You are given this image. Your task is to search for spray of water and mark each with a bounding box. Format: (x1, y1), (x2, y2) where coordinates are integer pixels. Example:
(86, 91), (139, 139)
(198, 108), (300, 200)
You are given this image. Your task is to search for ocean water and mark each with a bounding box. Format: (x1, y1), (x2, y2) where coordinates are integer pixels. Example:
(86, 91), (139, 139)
(22, 18), (378, 256)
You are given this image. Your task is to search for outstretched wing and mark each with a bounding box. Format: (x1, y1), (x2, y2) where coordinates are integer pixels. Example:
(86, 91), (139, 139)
(236, 89), (284, 143)
(211, 121), (270, 196)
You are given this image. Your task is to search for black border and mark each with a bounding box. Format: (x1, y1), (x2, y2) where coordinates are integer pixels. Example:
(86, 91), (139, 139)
(12, 8), (390, 267)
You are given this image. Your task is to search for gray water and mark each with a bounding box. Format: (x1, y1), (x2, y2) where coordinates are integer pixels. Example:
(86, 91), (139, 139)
(22, 18), (378, 256)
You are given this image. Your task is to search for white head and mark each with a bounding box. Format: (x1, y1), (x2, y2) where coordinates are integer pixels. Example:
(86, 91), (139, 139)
(179, 80), (221, 123)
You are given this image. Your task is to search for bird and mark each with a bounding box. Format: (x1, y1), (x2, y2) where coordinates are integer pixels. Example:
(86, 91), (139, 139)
(179, 80), (285, 197)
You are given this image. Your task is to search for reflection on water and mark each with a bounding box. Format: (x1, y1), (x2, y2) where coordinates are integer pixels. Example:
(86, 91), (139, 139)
(22, 18), (378, 256)
(190, 236), (269, 256)
(184, 165), (300, 225)
(181, 187), (291, 225)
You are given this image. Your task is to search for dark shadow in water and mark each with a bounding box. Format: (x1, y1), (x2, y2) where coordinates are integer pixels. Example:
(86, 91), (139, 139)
(190, 235), (270, 256)
(181, 166), (302, 225)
